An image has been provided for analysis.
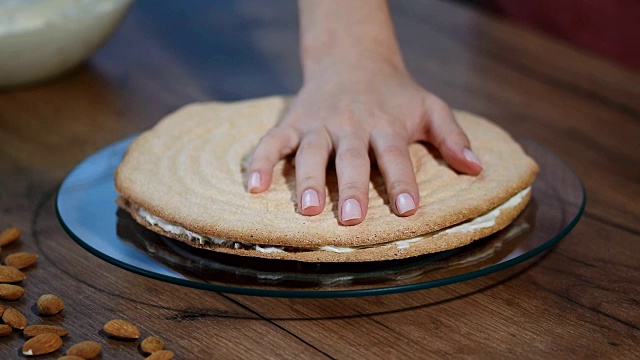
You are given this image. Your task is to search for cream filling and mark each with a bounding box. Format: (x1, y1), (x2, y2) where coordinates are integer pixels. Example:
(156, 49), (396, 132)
(137, 187), (530, 254)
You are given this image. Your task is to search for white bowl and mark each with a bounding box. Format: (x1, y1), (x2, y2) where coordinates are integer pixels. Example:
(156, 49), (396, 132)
(0, 0), (132, 88)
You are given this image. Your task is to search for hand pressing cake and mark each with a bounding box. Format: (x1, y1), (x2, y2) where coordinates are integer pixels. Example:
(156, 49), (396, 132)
(115, 96), (538, 262)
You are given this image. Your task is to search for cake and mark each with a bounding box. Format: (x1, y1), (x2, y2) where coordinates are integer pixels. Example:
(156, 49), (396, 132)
(115, 96), (538, 262)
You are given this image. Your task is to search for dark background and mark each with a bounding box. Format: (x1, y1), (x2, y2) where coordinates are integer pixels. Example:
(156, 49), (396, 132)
(456, 0), (640, 69)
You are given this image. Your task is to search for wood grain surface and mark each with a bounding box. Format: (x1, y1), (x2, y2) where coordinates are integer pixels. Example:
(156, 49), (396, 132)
(0, 0), (638, 358)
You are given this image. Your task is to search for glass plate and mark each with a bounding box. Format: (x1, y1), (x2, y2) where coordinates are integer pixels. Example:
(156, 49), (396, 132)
(56, 136), (585, 298)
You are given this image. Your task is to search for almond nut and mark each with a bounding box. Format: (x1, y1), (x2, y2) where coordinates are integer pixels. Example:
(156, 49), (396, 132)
(58, 356), (86, 360)
(22, 333), (63, 356)
(2, 307), (27, 329)
(0, 227), (20, 246)
(37, 294), (65, 315)
(67, 341), (101, 358)
(0, 283), (25, 300)
(5, 252), (38, 269)
(24, 325), (70, 338)
(0, 324), (12, 337)
(0, 265), (26, 283)
(145, 350), (175, 360)
(141, 336), (165, 354)
(0, 304), (6, 316)
(103, 319), (140, 339)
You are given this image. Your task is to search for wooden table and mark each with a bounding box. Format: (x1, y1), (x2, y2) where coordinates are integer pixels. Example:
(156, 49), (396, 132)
(1, 1), (638, 358)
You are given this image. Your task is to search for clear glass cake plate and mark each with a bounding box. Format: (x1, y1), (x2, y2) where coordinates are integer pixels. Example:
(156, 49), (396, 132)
(56, 136), (585, 298)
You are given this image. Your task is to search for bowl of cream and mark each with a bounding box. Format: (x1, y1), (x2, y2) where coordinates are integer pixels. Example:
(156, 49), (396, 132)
(0, 0), (132, 88)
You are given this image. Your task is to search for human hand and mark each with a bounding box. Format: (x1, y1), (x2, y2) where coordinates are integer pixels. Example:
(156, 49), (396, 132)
(246, 57), (482, 225)
(246, 0), (481, 225)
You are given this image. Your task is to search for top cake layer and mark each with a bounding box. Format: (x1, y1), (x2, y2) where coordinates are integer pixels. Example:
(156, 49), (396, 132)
(115, 96), (538, 247)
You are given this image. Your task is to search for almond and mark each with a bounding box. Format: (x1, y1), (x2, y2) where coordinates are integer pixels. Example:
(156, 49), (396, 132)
(0, 324), (12, 337)
(103, 319), (140, 339)
(22, 333), (63, 356)
(2, 307), (27, 329)
(141, 336), (165, 354)
(67, 341), (101, 359)
(0, 283), (25, 300)
(0, 303), (7, 316)
(5, 252), (38, 269)
(0, 227), (20, 246)
(0, 265), (26, 283)
(58, 356), (86, 360)
(145, 350), (175, 360)
(37, 294), (64, 315)
(24, 325), (70, 338)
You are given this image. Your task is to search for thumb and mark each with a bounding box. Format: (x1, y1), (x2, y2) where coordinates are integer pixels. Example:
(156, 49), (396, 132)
(424, 97), (483, 175)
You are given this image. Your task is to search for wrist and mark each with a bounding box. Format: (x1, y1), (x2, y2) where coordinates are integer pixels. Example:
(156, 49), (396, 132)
(298, 0), (405, 79)
(302, 43), (406, 81)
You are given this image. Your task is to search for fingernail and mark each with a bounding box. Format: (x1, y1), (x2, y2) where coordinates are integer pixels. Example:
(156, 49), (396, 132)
(248, 172), (261, 192)
(463, 148), (482, 166)
(301, 189), (320, 210)
(341, 199), (362, 221)
(395, 193), (415, 215)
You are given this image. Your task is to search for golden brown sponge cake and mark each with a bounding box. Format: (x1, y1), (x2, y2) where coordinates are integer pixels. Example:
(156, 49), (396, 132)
(115, 96), (538, 262)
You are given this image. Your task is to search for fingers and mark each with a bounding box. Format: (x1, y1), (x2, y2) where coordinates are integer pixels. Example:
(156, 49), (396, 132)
(295, 129), (332, 216)
(246, 126), (299, 193)
(371, 130), (419, 216)
(334, 135), (370, 225)
(248, 95), (477, 225)
(425, 97), (483, 175)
